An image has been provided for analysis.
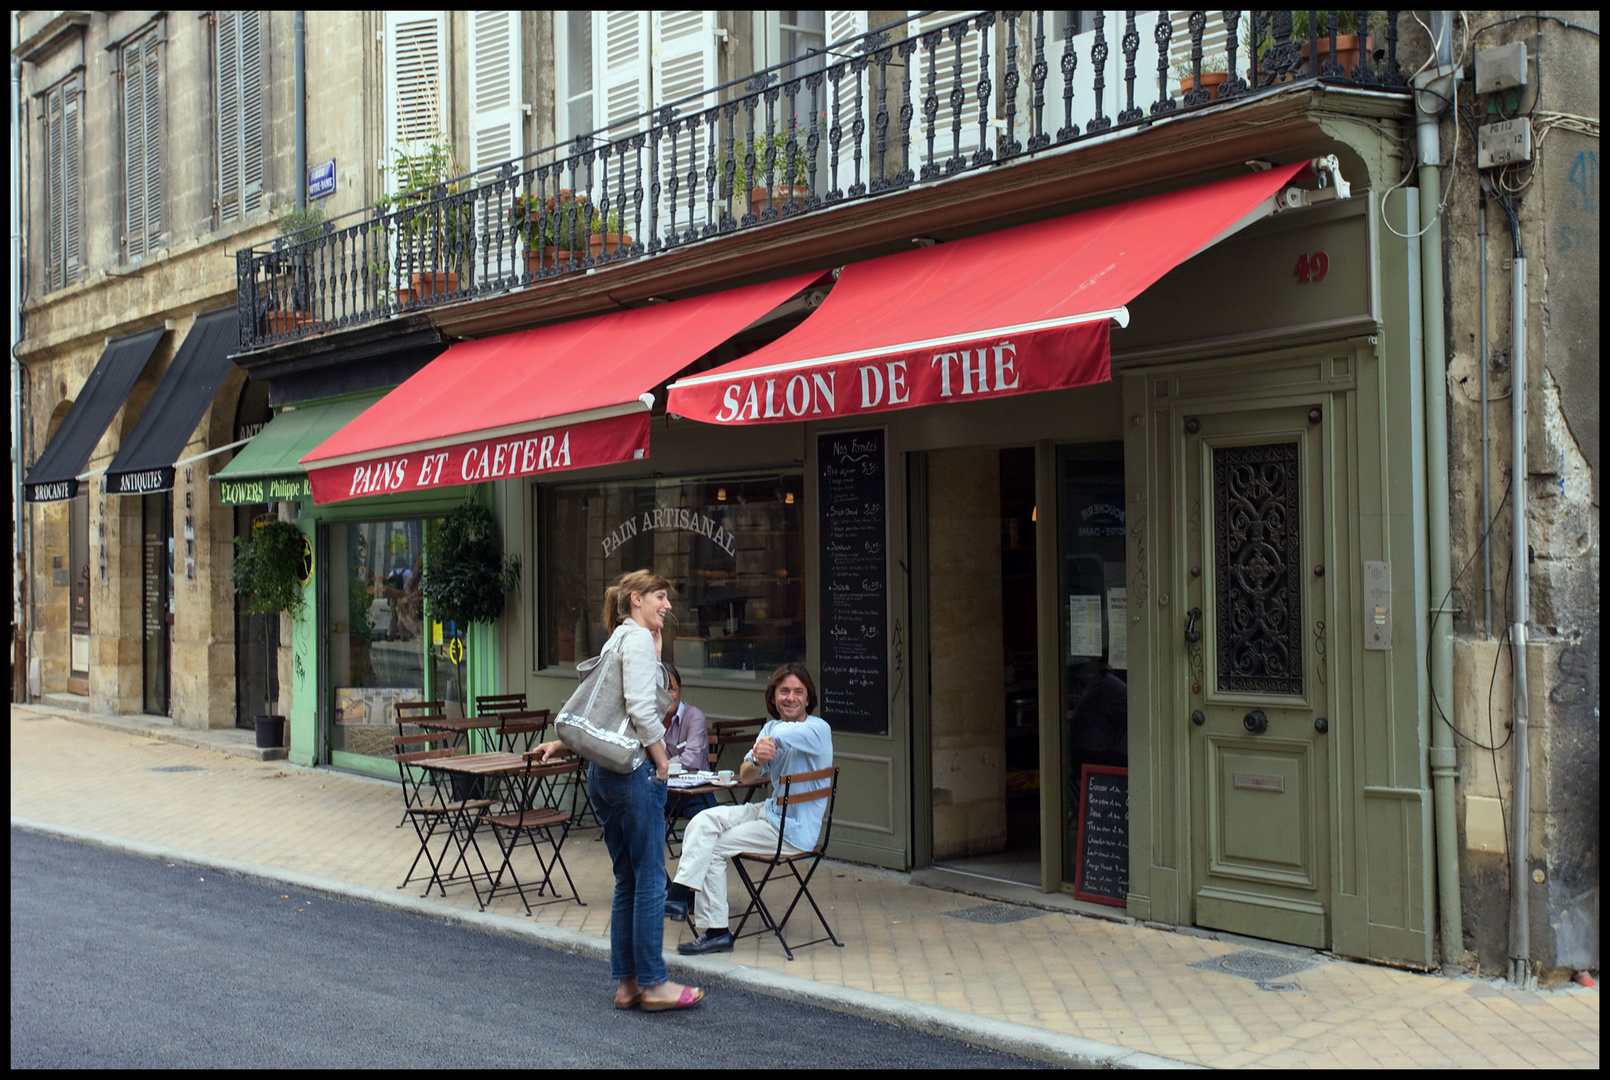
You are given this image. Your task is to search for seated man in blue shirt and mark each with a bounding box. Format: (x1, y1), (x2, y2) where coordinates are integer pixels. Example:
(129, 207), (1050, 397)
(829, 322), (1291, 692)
(661, 664), (717, 822)
(667, 663), (834, 954)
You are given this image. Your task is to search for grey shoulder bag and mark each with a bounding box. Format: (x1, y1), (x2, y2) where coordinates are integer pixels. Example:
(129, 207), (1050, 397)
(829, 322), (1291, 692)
(554, 632), (647, 774)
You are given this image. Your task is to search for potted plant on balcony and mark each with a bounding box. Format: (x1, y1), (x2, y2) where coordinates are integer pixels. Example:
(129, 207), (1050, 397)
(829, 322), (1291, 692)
(732, 120), (819, 219)
(1172, 50), (1231, 101)
(509, 190), (630, 275)
(264, 203), (327, 337)
(1292, 10), (1375, 79)
(231, 517), (308, 749)
(375, 136), (475, 308)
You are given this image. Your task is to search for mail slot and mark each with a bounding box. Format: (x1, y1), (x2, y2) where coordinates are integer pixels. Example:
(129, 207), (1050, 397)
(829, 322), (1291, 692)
(1232, 771), (1286, 793)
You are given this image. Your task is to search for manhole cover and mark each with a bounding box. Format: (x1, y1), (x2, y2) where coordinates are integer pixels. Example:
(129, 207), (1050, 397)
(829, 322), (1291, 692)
(943, 902), (1046, 925)
(1191, 949), (1315, 989)
(150, 765), (203, 773)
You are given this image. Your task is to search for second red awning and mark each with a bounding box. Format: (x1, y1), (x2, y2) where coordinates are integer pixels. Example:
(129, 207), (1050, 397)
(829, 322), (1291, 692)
(667, 161), (1313, 424)
(301, 272), (826, 503)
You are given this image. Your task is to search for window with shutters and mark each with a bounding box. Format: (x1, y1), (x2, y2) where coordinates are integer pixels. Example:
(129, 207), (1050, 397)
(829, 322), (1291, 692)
(384, 11), (448, 197)
(40, 74), (84, 292)
(122, 27), (165, 261)
(216, 10), (266, 225)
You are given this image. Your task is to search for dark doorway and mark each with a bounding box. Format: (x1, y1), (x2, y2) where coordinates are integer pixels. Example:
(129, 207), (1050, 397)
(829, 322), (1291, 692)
(142, 491), (172, 715)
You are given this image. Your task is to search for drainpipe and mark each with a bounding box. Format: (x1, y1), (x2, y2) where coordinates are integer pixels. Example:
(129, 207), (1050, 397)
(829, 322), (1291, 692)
(294, 12), (306, 210)
(1506, 239), (1531, 986)
(11, 51), (28, 698)
(1413, 14), (1461, 970)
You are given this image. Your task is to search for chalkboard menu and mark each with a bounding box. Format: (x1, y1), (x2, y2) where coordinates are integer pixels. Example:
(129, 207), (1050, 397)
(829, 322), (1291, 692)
(1073, 765), (1129, 906)
(817, 429), (888, 735)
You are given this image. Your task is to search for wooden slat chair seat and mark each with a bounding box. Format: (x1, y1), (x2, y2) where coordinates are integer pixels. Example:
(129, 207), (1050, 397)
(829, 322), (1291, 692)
(731, 765), (843, 961)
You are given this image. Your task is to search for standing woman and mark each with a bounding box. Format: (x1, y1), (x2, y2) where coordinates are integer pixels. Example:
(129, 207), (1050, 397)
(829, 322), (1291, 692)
(534, 570), (703, 1011)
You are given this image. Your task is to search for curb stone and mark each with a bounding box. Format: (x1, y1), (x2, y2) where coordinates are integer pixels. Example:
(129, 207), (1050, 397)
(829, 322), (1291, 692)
(11, 816), (1196, 1069)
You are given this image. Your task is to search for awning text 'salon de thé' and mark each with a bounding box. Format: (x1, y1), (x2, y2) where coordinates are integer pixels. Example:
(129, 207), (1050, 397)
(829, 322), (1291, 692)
(666, 160), (1315, 424)
(298, 272), (827, 505)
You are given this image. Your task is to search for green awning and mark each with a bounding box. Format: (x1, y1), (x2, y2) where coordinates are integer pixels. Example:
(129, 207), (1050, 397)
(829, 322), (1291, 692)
(213, 395), (381, 505)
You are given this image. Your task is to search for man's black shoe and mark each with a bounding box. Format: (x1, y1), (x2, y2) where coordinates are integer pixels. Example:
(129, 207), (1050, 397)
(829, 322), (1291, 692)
(664, 898), (690, 921)
(677, 929), (734, 955)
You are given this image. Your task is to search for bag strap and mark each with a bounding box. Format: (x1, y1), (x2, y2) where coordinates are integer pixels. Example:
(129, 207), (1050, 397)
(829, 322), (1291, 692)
(578, 628), (638, 738)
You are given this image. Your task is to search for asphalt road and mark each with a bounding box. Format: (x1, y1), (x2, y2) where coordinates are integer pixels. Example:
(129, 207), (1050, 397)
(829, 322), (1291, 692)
(11, 830), (1040, 1069)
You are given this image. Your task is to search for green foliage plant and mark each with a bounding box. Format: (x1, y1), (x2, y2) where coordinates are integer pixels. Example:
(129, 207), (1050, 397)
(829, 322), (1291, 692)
(509, 189), (624, 252)
(373, 135), (475, 271)
(732, 116), (823, 193)
(232, 519), (307, 617)
(421, 501), (521, 626)
(275, 202), (327, 246)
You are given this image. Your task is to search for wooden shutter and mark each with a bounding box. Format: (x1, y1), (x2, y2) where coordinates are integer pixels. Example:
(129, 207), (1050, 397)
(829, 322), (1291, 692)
(218, 10), (266, 224)
(46, 86), (65, 289)
(650, 10), (717, 238)
(63, 82), (81, 281)
(469, 10), (522, 174)
(596, 11), (650, 139)
(124, 32), (163, 260)
(384, 11), (447, 195)
(909, 10), (986, 168)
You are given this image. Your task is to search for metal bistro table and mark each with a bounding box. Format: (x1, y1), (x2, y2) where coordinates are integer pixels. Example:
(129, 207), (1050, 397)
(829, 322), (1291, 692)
(414, 751), (584, 913)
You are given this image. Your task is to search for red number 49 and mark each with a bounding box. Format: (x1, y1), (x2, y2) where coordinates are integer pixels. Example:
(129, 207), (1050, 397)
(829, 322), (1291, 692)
(1294, 251), (1329, 283)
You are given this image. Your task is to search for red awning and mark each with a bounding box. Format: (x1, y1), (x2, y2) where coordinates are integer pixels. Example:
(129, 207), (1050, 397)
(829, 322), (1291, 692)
(301, 272), (825, 503)
(667, 160), (1314, 425)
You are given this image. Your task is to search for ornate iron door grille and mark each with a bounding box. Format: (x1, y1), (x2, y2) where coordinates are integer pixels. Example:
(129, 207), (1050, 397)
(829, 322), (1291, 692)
(1213, 442), (1302, 695)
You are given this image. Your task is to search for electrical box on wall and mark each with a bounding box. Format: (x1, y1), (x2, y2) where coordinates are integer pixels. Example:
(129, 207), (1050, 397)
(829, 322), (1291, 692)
(1478, 119), (1534, 169)
(1474, 41), (1527, 93)
(1363, 560), (1391, 650)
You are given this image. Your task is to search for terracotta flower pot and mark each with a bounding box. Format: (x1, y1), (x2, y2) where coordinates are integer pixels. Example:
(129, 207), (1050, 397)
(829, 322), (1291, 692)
(1305, 33), (1367, 79)
(749, 184), (810, 217)
(1178, 72), (1230, 100)
(524, 233), (633, 275)
(262, 311), (323, 336)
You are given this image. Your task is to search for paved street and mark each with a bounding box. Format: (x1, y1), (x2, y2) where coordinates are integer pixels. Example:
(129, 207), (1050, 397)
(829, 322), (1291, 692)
(11, 706), (1600, 1069)
(10, 830), (1037, 1069)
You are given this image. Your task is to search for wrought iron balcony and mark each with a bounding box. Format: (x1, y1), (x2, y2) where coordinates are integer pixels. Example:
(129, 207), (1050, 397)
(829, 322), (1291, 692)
(235, 11), (1411, 353)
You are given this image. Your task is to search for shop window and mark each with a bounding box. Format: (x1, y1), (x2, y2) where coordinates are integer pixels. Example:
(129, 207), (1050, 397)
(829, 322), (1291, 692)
(541, 472), (805, 680)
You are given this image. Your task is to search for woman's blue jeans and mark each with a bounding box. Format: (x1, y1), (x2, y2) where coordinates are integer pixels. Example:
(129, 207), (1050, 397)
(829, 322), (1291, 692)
(587, 761), (669, 987)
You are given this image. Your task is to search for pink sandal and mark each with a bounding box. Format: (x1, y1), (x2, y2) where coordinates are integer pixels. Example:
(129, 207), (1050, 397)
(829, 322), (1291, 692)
(640, 985), (704, 1012)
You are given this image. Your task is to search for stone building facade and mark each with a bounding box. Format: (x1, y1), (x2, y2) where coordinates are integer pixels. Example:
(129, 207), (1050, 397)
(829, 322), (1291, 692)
(12, 10), (1596, 981)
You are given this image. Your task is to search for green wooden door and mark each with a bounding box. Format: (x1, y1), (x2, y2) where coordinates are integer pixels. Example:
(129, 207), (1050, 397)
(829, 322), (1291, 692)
(1181, 403), (1332, 948)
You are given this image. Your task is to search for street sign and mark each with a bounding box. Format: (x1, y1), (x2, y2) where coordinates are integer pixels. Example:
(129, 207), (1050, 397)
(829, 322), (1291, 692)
(308, 159), (336, 201)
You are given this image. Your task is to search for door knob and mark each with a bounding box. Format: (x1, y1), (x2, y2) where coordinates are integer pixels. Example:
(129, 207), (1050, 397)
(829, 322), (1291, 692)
(1191, 709), (1206, 726)
(1243, 709), (1269, 734)
(1184, 607), (1201, 644)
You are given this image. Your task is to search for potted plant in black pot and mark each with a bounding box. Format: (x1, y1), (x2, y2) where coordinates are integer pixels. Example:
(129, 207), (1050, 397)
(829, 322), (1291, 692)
(420, 499), (521, 796)
(232, 518), (308, 749)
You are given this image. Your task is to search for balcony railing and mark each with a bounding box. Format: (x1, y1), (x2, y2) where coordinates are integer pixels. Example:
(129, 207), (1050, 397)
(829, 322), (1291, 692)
(237, 11), (1411, 352)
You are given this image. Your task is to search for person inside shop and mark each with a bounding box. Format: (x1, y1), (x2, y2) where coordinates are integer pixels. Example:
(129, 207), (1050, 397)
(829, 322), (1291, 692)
(1069, 657), (1128, 769)
(662, 664), (717, 823)
(665, 663), (834, 955)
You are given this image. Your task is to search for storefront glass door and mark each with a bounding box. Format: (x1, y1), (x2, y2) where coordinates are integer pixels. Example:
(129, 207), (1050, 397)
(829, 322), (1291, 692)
(325, 518), (450, 770)
(1056, 445), (1129, 900)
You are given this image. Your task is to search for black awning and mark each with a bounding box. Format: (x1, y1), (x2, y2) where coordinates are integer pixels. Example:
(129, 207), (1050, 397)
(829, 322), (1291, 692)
(23, 326), (168, 502)
(104, 308), (240, 495)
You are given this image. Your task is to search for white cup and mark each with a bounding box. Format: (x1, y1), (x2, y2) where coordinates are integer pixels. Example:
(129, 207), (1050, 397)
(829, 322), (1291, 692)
(668, 763), (684, 776)
(717, 769), (735, 783)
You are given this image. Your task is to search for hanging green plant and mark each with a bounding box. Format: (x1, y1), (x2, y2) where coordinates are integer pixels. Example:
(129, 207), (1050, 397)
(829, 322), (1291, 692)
(421, 501), (521, 626)
(232, 519), (307, 617)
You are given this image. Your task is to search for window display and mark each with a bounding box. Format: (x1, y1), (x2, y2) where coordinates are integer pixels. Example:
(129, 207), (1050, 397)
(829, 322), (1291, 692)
(542, 472), (805, 679)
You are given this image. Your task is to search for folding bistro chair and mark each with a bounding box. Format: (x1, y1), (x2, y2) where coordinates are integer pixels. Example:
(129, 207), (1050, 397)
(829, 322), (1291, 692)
(393, 738), (496, 902)
(395, 700), (448, 728)
(474, 692), (527, 716)
(731, 765), (843, 960)
(494, 708), (551, 754)
(393, 728), (454, 827)
(482, 752), (585, 914)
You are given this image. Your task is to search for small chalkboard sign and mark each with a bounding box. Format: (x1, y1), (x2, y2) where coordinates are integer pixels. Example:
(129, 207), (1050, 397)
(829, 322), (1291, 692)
(1073, 764), (1129, 907)
(817, 429), (888, 735)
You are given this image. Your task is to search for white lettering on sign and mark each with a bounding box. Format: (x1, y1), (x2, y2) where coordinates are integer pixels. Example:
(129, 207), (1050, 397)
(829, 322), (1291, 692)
(112, 470), (169, 494)
(600, 505), (738, 557)
(30, 481), (75, 501)
(715, 371), (839, 422)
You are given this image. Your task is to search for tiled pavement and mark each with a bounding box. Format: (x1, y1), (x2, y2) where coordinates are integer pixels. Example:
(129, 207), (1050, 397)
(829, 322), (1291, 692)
(11, 704), (1599, 1069)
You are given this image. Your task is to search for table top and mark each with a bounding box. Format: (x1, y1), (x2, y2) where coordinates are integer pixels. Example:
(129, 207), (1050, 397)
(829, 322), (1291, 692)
(415, 752), (575, 777)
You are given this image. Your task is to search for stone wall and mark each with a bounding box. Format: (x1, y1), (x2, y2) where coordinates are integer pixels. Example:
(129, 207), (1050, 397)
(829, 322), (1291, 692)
(1440, 11), (1600, 977)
